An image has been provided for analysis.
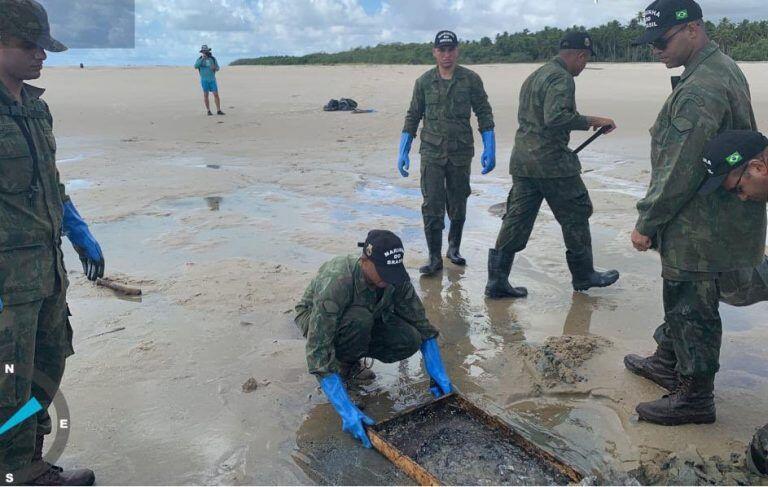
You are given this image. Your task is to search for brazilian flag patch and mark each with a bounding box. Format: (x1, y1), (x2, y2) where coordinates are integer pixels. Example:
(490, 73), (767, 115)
(726, 152), (743, 166)
(676, 9), (689, 20)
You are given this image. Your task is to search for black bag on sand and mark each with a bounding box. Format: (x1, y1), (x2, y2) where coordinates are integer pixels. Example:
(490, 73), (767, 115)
(323, 99), (340, 111)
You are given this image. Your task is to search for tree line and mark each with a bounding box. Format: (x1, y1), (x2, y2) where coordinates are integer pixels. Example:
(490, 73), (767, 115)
(231, 16), (768, 65)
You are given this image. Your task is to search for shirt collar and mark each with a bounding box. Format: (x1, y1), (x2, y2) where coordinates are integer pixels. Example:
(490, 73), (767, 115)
(552, 56), (568, 72)
(431, 65), (464, 83)
(680, 41), (719, 82)
(0, 81), (44, 106)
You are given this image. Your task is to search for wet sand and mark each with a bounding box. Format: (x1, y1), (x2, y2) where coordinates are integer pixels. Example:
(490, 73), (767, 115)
(38, 63), (768, 484)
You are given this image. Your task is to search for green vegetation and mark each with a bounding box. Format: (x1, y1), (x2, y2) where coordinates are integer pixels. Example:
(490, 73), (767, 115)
(231, 16), (768, 65)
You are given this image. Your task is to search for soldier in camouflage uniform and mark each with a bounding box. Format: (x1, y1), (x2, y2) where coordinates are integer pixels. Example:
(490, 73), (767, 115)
(398, 30), (497, 276)
(485, 32), (619, 300)
(295, 230), (453, 447)
(625, 0), (766, 426)
(699, 131), (768, 308)
(0, 0), (103, 483)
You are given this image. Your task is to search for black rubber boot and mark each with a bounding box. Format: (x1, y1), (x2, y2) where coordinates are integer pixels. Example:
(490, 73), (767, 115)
(566, 250), (620, 291)
(636, 375), (716, 426)
(419, 229), (443, 276)
(484, 248), (528, 299)
(624, 347), (678, 391)
(28, 435), (96, 485)
(446, 220), (466, 266)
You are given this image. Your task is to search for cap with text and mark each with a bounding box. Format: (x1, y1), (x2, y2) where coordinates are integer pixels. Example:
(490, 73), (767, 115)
(434, 30), (458, 48)
(358, 230), (410, 285)
(632, 0), (703, 46)
(699, 130), (768, 195)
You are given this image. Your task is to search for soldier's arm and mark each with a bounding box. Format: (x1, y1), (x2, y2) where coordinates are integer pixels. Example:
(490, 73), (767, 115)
(635, 93), (727, 237)
(470, 74), (495, 132)
(542, 74), (590, 131)
(305, 280), (349, 377)
(393, 281), (439, 341)
(402, 79), (425, 137)
(56, 168), (70, 204)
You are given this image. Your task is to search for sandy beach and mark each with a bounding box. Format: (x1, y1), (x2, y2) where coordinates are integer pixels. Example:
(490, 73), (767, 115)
(38, 62), (768, 484)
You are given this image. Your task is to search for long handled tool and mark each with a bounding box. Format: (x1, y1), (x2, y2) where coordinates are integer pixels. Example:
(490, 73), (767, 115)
(573, 125), (611, 154)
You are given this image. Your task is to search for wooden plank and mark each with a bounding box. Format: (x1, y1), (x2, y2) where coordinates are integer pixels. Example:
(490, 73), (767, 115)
(368, 430), (441, 486)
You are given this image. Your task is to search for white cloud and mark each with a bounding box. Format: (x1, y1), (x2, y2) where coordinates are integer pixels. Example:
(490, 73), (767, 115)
(44, 0), (768, 66)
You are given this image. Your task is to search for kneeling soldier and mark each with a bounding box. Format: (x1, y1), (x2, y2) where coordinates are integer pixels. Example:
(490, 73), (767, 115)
(295, 230), (453, 447)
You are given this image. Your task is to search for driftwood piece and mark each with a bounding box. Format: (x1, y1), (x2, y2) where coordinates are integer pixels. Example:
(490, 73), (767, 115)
(96, 278), (142, 296)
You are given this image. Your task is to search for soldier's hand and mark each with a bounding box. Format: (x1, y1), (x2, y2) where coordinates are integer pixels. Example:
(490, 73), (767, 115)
(631, 228), (652, 252)
(588, 116), (617, 134)
(481, 130), (496, 175)
(74, 245), (105, 281)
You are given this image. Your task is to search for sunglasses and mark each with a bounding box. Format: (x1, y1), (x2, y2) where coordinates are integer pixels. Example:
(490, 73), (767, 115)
(727, 163), (750, 195)
(650, 24), (688, 51)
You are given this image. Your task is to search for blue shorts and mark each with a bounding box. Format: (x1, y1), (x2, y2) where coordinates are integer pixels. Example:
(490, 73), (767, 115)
(201, 79), (218, 93)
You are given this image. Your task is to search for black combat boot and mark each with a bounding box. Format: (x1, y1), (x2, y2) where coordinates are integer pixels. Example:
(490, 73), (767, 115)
(446, 220), (466, 266)
(484, 248), (528, 299)
(419, 229), (443, 276)
(28, 435), (96, 486)
(624, 347), (678, 391)
(340, 360), (376, 382)
(636, 375), (716, 426)
(566, 250), (619, 291)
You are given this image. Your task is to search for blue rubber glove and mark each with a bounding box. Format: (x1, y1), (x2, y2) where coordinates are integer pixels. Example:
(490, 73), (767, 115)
(397, 132), (413, 178)
(420, 338), (453, 397)
(0, 296), (3, 313)
(320, 373), (375, 448)
(63, 200), (105, 281)
(480, 130), (496, 175)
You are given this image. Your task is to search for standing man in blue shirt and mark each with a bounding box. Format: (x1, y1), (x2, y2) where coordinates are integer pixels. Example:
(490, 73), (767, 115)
(194, 44), (224, 116)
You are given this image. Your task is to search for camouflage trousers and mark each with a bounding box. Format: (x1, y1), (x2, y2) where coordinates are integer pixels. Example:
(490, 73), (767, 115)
(495, 176), (593, 258)
(0, 289), (73, 474)
(653, 257), (768, 378)
(420, 158), (472, 231)
(295, 306), (422, 366)
(653, 279), (722, 378)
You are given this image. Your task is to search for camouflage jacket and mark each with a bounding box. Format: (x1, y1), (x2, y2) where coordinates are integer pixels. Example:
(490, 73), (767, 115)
(295, 255), (438, 377)
(0, 82), (69, 305)
(509, 57), (591, 178)
(402, 65), (494, 163)
(636, 42), (766, 274)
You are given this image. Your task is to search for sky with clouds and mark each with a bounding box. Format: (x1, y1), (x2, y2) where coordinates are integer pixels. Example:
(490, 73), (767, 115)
(40, 0), (768, 67)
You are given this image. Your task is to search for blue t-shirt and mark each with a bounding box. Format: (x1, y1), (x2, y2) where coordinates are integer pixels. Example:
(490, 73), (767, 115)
(195, 56), (219, 82)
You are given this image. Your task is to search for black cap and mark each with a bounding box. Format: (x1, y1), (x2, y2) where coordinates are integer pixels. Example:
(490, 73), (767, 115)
(434, 30), (458, 48)
(357, 230), (410, 285)
(559, 32), (595, 56)
(698, 130), (768, 195)
(633, 0), (703, 45)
